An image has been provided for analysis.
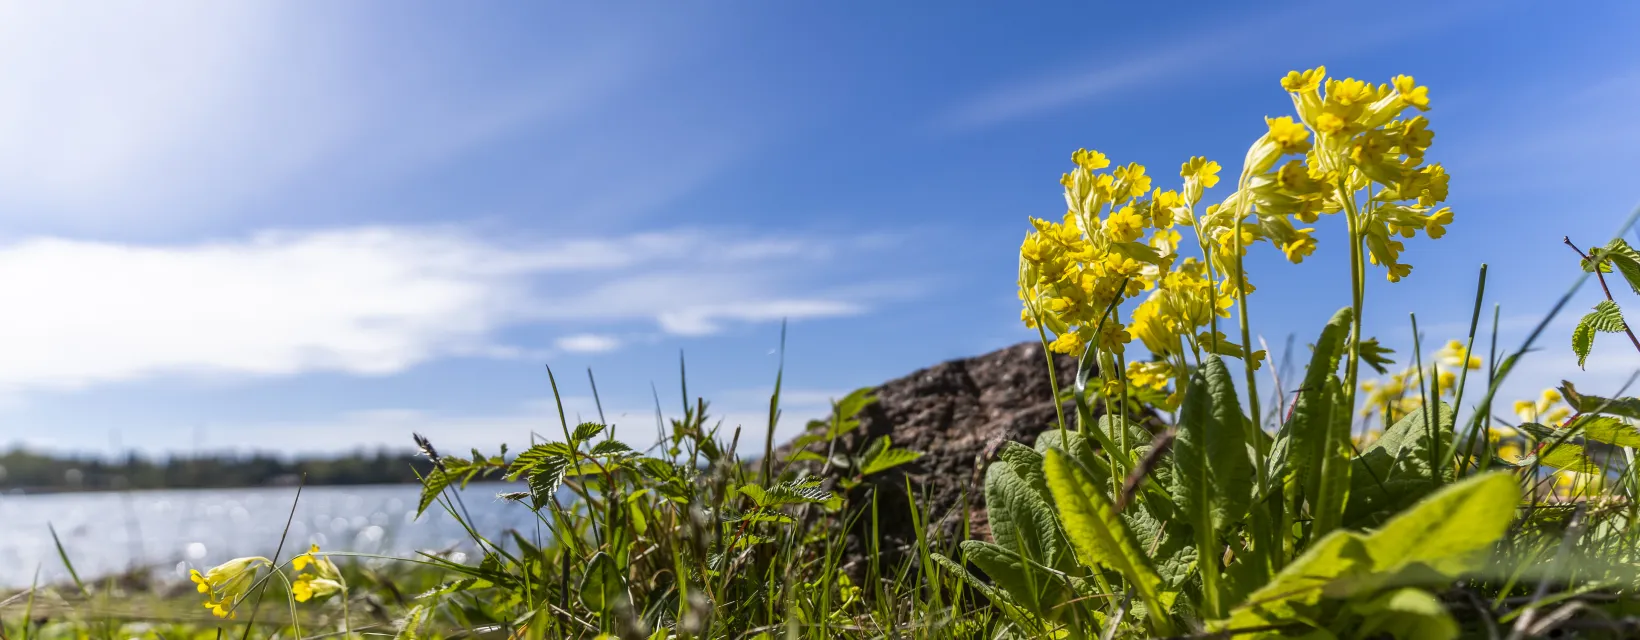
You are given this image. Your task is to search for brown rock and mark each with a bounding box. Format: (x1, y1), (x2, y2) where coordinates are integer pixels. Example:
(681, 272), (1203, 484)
(778, 341), (1108, 573)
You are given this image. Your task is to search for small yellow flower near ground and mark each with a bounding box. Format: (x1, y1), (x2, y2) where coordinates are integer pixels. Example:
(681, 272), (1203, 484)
(292, 575), (343, 602)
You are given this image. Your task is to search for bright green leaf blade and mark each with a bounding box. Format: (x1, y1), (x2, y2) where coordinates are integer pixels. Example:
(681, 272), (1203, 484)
(1213, 530), (1372, 632)
(1043, 447), (1174, 635)
(1360, 471), (1520, 580)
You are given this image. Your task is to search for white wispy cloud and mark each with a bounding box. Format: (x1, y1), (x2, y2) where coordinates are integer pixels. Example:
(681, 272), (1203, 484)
(555, 334), (622, 354)
(929, 4), (1478, 134)
(0, 226), (882, 393)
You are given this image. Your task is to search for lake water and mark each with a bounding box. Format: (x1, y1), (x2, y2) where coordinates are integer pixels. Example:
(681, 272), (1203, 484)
(0, 483), (540, 589)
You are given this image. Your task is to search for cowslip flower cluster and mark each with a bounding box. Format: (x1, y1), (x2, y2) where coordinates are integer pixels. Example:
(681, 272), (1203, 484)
(191, 556), (272, 618)
(1271, 66), (1451, 282)
(191, 544), (344, 618)
(1018, 150), (1190, 357)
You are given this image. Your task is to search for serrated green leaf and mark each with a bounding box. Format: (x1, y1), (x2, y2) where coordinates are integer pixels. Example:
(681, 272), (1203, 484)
(1588, 300), (1626, 332)
(506, 442), (573, 481)
(589, 439), (633, 457)
(395, 603), (433, 640)
(1560, 380), (1640, 420)
(1567, 414), (1640, 448)
(571, 422), (607, 443)
(1043, 447), (1174, 635)
(527, 455), (571, 510)
(1604, 238), (1640, 294)
(1574, 317), (1597, 368)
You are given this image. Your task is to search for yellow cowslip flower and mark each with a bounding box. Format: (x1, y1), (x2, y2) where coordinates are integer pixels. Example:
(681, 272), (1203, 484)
(1435, 339), (1482, 371)
(1105, 207), (1145, 243)
(1267, 117), (1311, 152)
(292, 544), (319, 572)
(1181, 156), (1221, 204)
(1113, 163), (1152, 200)
(191, 556), (270, 619)
(292, 576), (344, 603)
(1096, 321), (1130, 355)
(1436, 370), (1456, 394)
(1424, 208), (1453, 239)
(1392, 75), (1430, 110)
(1513, 400), (1538, 423)
(1497, 442), (1525, 464)
(1281, 67), (1326, 93)
(1126, 360), (1172, 392)
(1048, 330), (1085, 355)
(1149, 228), (1183, 259)
(1073, 148), (1110, 170)
(1281, 228), (1318, 263)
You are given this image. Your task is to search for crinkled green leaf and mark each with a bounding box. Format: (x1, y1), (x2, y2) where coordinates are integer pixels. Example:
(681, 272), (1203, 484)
(961, 541), (1078, 621)
(1172, 356), (1253, 533)
(986, 443), (1071, 571)
(1219, 472), (1519, 634)
(1344, 403), (1454, 528)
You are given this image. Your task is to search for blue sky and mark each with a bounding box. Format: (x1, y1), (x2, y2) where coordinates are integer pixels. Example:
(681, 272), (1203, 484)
(1, 1), (1636, 457)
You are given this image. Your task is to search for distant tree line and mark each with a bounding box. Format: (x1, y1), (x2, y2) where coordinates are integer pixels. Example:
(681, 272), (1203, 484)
(0, 447), (436, 492)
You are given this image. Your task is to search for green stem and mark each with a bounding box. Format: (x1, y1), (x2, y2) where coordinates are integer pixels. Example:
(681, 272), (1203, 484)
(1341, 190), (1367, 443)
